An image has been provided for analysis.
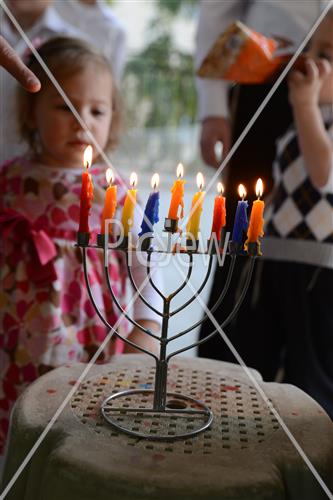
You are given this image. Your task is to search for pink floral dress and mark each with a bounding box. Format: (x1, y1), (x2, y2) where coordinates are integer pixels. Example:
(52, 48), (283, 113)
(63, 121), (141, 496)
(0, 156), (129, 453)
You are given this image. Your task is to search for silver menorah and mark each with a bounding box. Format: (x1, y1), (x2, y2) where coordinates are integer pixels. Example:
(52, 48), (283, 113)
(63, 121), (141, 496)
(77, 224), (259, 441)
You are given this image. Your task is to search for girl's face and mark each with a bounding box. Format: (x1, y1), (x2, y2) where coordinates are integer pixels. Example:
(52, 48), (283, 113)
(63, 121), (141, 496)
(308, 14), (333, 104)
(31, 63), (113, 168)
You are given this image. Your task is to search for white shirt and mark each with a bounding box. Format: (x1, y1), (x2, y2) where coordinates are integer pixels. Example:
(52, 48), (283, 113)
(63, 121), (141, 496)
(54, 0), (127, 81)
(195, 0), (330, 120)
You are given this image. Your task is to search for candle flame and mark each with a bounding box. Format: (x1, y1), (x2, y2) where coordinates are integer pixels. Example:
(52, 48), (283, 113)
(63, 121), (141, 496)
(130, 172), (138, 188)
(256, 178), (264, 198)
(197, 172), (205, 191)
(176, 163), (184, 179)
(196, 172), (204, 190)
(151, 173), (159, 190)
(106, 168), (114, 185)
(238, 184), (247, 200)
(83, 145), (93, 169)
(217, 182), (224, 195)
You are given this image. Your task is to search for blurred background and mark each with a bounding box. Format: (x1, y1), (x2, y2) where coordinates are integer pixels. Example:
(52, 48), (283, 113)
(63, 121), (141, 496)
(107, 0), (208, 176)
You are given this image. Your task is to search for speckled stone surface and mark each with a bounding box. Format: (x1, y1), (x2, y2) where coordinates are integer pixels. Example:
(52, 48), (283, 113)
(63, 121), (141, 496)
(2, 355), (333, 500)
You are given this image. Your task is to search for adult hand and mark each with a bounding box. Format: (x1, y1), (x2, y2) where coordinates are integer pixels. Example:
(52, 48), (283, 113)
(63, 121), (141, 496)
(0, 35), (41, 92)
(200, 116), (231, 168)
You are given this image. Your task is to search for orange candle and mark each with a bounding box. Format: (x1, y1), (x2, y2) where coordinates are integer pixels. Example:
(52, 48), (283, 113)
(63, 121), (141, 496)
(210, 182), (226, 241)
(78, 145), (94, 233)
(168, 163), (185, 220)
(246, 178), (265, 243)
(121, 172), (138, 236)
(101, 168), (117, 235)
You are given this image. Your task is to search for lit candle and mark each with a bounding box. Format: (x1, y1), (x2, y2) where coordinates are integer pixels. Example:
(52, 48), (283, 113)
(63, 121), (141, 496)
(210, 182), (226, 241)
(246, 178), (265, 243)
(168, 163), (185, 220)
(186, 172), (205, 241)
(231, 184), (248, 244)
(121, 172), (138, 236)
(78, 145), (94, 233)
(139, 173), (160, 236)
(100, 168), (117, 235)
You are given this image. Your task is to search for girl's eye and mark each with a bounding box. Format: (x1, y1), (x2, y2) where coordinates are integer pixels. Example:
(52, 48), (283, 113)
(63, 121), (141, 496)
(92, 109), (104, 117)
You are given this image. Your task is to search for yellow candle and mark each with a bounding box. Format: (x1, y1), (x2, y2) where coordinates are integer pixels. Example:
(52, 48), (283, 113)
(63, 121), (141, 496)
(101, 168), (117, 235)
(121, 172), (137, 236)
(186, 172), (205, 241)
(246, 178), (265, 243)
(168, 163), (185, 220)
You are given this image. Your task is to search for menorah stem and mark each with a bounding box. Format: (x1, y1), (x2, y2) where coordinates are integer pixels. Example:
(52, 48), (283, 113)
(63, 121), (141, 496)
(153, 298), (170, 410)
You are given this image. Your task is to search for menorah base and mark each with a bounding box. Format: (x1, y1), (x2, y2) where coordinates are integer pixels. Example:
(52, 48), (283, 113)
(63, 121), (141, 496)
(101, 389), (213, 441)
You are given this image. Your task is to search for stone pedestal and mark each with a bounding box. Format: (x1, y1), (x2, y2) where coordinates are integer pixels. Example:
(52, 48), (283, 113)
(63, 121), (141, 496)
(2, 355), (333, 499)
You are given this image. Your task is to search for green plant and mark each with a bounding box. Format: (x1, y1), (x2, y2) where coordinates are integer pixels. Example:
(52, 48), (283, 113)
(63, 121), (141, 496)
(121, 0), (199, 128)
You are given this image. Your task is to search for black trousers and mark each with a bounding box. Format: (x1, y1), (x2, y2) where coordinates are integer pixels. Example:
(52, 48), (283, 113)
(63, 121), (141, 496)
(202, 259), (333, 419)
(199, 81), (292, 359)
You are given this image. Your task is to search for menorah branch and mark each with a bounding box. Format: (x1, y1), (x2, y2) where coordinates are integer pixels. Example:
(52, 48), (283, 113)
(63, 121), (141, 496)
(168, 253), (194, 301)
(103, 257), (160, 342)
(146, 251), (166, 301)
(82, 247), (158, 358)
(125, 252), (164, 318)
(166, 257), (256, 361)
(170, 253), (214, 317)
(168, 255), (236, 342)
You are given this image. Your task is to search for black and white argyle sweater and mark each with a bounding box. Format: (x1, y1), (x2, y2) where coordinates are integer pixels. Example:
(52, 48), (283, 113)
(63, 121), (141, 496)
(262, 105), (333, 269)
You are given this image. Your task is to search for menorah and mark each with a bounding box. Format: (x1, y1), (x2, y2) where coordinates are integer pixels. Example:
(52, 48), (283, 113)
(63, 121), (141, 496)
(77, 224), (259, 442)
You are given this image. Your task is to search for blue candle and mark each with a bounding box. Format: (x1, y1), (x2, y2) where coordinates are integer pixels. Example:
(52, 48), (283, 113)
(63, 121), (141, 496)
(232, 184), (248, 243)
(139, 174), (160, 236)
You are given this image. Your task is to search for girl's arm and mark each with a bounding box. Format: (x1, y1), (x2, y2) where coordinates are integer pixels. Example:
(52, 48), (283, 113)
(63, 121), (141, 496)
(288, 58), (333, 189)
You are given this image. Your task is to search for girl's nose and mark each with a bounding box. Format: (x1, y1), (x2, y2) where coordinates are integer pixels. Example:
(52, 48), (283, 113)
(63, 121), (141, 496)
(74, 110), (91, 131)
(72, 113), (87, 132)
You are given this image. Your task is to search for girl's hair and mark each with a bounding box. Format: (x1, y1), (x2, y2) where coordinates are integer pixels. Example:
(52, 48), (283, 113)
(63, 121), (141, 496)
(17, 36), (122, 154)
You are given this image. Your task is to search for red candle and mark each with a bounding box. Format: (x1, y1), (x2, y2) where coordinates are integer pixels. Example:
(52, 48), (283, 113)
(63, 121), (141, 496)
(101, 168), (117, 234)
(210, 182), (226, 241)
(79, 145), (94, 233)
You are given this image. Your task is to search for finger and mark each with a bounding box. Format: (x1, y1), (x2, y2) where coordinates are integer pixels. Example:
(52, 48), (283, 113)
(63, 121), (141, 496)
(305, 58), (319, 82)
(317, 58), (332, 79)
(0, 36), (41, 92)
(288, 70), (304, 85)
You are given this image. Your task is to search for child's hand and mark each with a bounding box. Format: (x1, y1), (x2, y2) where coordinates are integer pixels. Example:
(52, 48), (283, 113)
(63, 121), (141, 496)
(124, 321), (159, 354)
(288, 58), (331, 108)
